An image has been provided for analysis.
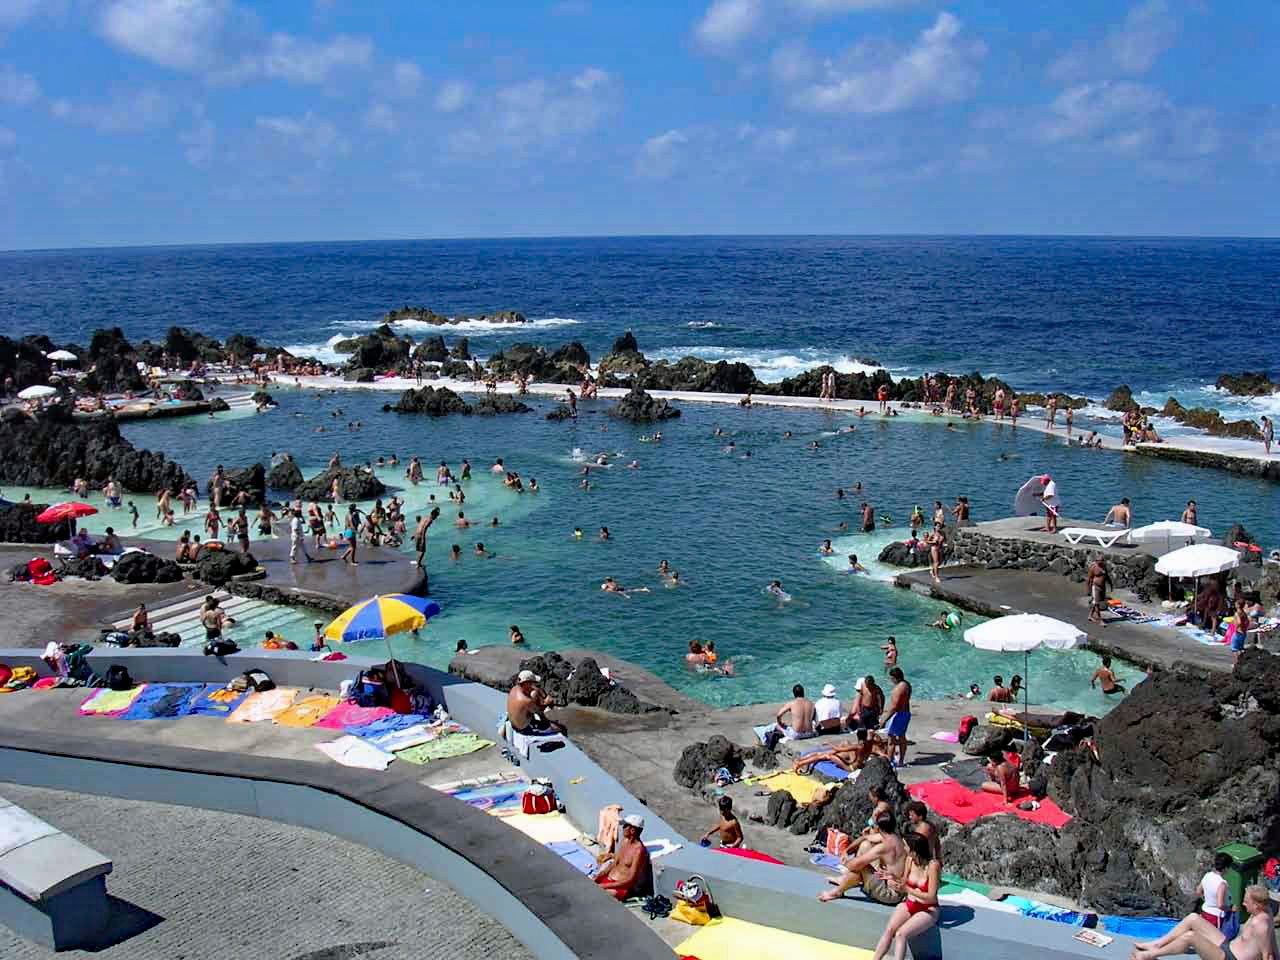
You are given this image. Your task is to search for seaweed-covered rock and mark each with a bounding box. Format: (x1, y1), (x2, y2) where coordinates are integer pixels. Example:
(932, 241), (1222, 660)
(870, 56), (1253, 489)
(293, 467), (385, 503)
(568, 657), (612, 706)
(0, 412), (192, 493)
(110, 551), (184, 584)
(191, 550), (258, 586)
(0, 503), (70, 543)
(1105, 385), (1139, 413)
(1215, 372), (1279, 396)
(674, 734), (745, 789)
(265, 456), (304, 491)
(607, 386), (681, 423)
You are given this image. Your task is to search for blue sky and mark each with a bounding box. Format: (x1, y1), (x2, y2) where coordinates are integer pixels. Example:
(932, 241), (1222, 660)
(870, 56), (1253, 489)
(0, 0), (1276, 247)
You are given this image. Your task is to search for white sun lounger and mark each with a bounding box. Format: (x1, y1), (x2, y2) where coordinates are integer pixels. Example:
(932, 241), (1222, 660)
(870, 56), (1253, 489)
(1060, 527), (1130, 548)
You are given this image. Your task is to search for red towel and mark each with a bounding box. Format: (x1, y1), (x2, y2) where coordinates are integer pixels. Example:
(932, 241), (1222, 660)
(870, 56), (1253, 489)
(908, 779), (1071, 828)
(715, 847), (785, 865)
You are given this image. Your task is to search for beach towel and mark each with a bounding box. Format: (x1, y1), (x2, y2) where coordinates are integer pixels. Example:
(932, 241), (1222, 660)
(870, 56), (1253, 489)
(1102, 915), (1179, 939)
(454, 787), (527, 813)
(908, 779), (1071, 828)
(676, 918), (874, 960)
(716, 847), (784, 865)
(31, 677), (59, 691)
(502, 812), (582, 844)
(187, 684), (249, 717)
(314, 735), (395, 771)
(938, 888), (1022, 914)
(810, 852), (842, 872)
(750, 772), (833, 804)
(546, 840), (598, 877)
(360, 721), (455, 753)
(273, 694), (341, 728)
(226, 687), (298, 723)
(511, 728), (565, 758)
(0, 666), (38, 693)
(119, 683), (204, 720)
(931, 730), (960, 743)
(347, 712), (430, 738)
(313, 702), (395, 730)
(940, 757), (993, 790)
(794, 748), (861, 782)
(939, 874), (993, 897)
(78, 686), (145, 717)
(598, 803), (623, 852)
(645, 839), (683, 860)
(393, 732), (492, 765)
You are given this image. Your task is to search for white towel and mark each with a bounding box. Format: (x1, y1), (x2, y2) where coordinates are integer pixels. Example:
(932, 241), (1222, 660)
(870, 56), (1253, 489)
(315, 735), (394, 770)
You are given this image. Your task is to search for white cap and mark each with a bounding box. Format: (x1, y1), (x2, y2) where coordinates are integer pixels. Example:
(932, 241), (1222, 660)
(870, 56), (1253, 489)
(821, 684), (837, 698)
(623, 813), (645, 830)
(517, 669), (540, 683)
(855, 677), (865, 692)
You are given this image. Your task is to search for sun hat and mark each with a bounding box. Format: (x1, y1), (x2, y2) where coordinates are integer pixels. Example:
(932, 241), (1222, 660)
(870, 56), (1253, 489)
(517, 669), (540, 683)
(623, 813), (645, 830)
(821, 684), (837, 698)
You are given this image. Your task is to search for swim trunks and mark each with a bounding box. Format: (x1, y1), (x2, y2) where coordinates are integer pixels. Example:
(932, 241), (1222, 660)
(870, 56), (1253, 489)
(862, 873), (906, 906)
(1231, 629), (1246, 653)
(594, 872), (629, 901)
(885, 712), (911, 737)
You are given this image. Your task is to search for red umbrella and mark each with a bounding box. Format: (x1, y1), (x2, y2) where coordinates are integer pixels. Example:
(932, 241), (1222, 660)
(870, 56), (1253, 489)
(36, 502), (98, 524)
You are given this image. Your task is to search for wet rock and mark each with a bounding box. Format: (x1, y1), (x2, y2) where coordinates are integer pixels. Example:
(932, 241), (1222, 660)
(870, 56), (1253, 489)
(385, 307), (526, 326)
(191, 550), (258, 586)
(568, 657), (613, 706)
(1105, 385), (1140, 413)
(607, 386), (681, 422)
(0, 503), (70, 543)
(674, 734), (745, 789)
(111, 551), (184, 584)
(219, 464), (265, 506)
(250, 390), (276, 407)
(208, 397), (230, 412)
(450, 337), (471, 360)
(128, 630), (181, 648)
(1215, 372), (1279, 396)
(546, 404), (575, 421)
(413, 336), (448, 363)
(0, 411), (193, 493)
(878, 540), (935, 567)
(293, 466), (386, 502)
(1158, 398), (1262, 440)
(472, 394), (532, 416)
(265, 456), (303, 491)
(344, 367), (374, 383)
(393, 386), (470, 415)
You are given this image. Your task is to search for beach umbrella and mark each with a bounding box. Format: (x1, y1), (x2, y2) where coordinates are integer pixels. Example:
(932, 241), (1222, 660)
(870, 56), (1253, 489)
(1130, 520), (1211, 555)
(323, 594), (441, 683)
(35, 502), (98, 524)
(1154, 544), (1239, 578)
(1014, 474), (1060, 524)
(46, 350), (78, 362)
(17, 385), (57, 400)
(964, 614), (1085, 740)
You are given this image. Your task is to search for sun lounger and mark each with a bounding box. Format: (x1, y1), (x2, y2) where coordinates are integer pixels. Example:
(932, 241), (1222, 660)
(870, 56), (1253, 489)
(1060, 527), (1129, 548)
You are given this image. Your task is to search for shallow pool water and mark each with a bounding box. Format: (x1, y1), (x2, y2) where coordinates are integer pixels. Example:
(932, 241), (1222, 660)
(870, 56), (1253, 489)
(12, 385), (1263, 712)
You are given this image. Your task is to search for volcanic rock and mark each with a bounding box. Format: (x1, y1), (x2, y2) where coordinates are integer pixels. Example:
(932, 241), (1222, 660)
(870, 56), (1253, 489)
(0, 503), (70, 543)
(450, 337), (471, 360)
(961, 723), (1014, 756)
(265, 456), (303, 491)
(250, 390), (276, 407)
(1215, 372), (1279, 396)
(59, 555), (107, 579)
(344, 367), (374, 383)
(1105, 385), (1140, 413)
(219, 464), (265, 506)
(83, 328), (146, 393)
(293, 466), (385, 503)
(546, 404), (575, 421)
(0, 412), (192, 493)
(878, 540), (934, 567)
(1158, 398), (1262, 440)
(413, 336), (448, 363)
(0, 336), (54, 393)
(568, 657), (612, 706)
(164, 326), (223, 363)
(392, 386), (530, 416)
(674, 735), (745, 789)
(637, 357), (762, 394)
(192, 550), (258, 586)
(110, 551), (183, 584)
(472, 394), (532, 415)
(607, 386), (680, 422)
(208, 397), (230, 412)
(342, 324), (411, 371)
(385, 307), (526, 326)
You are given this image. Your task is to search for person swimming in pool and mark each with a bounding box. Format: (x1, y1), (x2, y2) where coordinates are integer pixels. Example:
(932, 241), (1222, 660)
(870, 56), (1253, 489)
(847, 554), (868, 574)
(573, 527), (583, 539)
(821, 539), (834, 556)
(602, 576), (649, 599)
(766, 580), (791, 602)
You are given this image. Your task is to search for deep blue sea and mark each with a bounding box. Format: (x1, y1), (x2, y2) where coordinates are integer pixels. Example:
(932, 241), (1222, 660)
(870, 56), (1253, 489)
(1, 237), (1275, 711)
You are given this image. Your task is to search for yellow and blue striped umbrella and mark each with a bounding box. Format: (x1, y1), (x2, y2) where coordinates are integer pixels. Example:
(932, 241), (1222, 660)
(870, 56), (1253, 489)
(324, 594), (442, 644)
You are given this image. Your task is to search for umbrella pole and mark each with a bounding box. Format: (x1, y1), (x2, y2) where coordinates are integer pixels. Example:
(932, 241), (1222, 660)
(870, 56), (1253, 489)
(1024, 648), (1030, 743)
(384, 634), (403, 687)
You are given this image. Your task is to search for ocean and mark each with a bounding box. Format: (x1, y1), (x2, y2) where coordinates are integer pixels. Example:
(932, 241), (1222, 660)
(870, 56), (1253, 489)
(1, 236), (1274, 711)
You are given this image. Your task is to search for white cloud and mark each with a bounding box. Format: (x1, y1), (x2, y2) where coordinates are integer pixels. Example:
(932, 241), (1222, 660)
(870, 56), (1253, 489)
(636, 128), (688, 178)
(99, 0), (238, 74)
(180, 105), (215, 166)
(737, 122), (796, 151)
(786, 12), (985, 115)
(435, 79), (470, 112)
(363, 101), (397, 132)
(392, 60), (423, 98)
(1038, 81), (1168, 144)
(52, 89), (176, 133)
(573, 66), (609, 92)
(1049, 0), (1178, 83)
(0, 63), (39, 105)
(694, 0), (763, 53)
(262, 33), (372, 85)
(256, 111), (350, 164)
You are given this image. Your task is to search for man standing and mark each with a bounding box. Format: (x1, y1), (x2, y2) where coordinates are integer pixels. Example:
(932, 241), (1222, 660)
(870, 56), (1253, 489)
(1039, 474), (1060, 533)
(289, 509), (312, 564)
(987, 675), (1013, 703)
(1087, 556), (1111, 624)
(595, 814), (651, 901)
(884, 667), (912, 768)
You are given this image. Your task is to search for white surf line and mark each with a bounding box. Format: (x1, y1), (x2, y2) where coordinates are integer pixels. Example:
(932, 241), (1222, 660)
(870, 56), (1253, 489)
(209, 372), (1279, 467)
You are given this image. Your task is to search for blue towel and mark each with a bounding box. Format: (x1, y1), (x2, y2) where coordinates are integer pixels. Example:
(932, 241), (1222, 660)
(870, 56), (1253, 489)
(809, 852), (842, 872)
(120, 683), (204, 720)
(1101, 915), (1179, 939)
(754, 723), (775, 745)
(797, 747), (853, 781)
(348, 713), (430, 738)
(186, 684), (250, 717)
(546, 840), (597, 877)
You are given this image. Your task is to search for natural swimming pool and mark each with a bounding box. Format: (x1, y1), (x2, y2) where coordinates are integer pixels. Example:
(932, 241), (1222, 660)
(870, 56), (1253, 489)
(18, 386), (1273, 713)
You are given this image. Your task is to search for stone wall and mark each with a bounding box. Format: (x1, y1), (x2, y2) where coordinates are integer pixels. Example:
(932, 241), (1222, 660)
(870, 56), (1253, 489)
(949, 527), (1162, 592)
(1135, 443), (1280, 483)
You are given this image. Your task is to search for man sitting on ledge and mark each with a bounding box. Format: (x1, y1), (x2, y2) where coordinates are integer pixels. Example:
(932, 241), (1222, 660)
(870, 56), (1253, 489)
(506, 669), (566, 735)
(595, 814), (651, 901)
(1131, 884), (1277, 960)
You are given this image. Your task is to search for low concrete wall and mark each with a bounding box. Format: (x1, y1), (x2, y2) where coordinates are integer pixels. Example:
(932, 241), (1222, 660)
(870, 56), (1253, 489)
(1135, 443), (1280, 483)
(948, 527), (1158, 590)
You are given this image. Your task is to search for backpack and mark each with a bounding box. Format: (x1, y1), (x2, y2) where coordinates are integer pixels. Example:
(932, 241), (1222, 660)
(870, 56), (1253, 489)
(106, 664), (133, 691)
(203, 639), (239, 657)
(762, 727), (783, 752)
(350, 670), (388, 708)
(242, 670), (274, 692)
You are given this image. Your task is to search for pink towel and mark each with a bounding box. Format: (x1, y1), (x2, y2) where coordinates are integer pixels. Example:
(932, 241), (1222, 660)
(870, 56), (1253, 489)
(597, 803), (623, 852)
(314, 702), (396, 729)
(32, 677), (59, 690)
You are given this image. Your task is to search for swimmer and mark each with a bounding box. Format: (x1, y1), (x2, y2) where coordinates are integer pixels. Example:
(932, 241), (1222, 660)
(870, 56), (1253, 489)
(490, 516), (499, 527)
(766, 580), (791, 602)
(474, 542), (492, 557)
(450, 544), (462, 561)
(510, 625), (525, 646)
(820, 539), (834, 556)
(836, 521), (849, 532)
(846, 554), (868, 574)
(807, 440), (820, 450)
(783, 430), (793, 439)
(599, 526), (610, 541)
(722, 441), (736, 454)
(574, 527), (583, 539)
(658, 559), (671, 577)
(627, 460), (639, 469)
(602, 576), (648, 599)
(837, 488), (845, 500)
(529, 478), (539, 492)
(881, 636), (898, 670)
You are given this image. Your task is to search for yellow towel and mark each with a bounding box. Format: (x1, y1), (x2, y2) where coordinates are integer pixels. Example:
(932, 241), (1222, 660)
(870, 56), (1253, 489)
(501, 812), (583, 844)
(273, 695), (340, 728)
(226, 687), (298, 723)
(751, 772), (831, 804)
(676, 918), (873, 960)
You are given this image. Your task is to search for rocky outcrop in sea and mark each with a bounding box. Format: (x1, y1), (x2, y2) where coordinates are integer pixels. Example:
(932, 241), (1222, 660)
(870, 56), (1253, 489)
(1215, 371), (1278, 396)
(293, 466), (386, 502)
(385, 306), (526, 326)
(607, 386), (681, 422)
(391, 386), (531, 416)
(0, 410), (193, 494)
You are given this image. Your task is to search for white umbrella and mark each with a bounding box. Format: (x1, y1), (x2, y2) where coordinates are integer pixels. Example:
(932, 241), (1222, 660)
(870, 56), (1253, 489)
(964, 614), (1085, 740)
(1130, 520), (1211, 555)
(1155, 544), (1239, 578)
(46, 349), (77, 362)
(17, 385), (57, 400)
(1014, 473), (1060, 528)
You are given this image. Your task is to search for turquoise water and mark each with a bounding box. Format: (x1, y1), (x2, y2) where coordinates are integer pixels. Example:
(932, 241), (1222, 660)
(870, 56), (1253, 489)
(17, 385), (1272, 712)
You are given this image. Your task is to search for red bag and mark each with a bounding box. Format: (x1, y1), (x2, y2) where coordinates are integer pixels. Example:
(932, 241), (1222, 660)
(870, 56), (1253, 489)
(522, 780), (557, 815)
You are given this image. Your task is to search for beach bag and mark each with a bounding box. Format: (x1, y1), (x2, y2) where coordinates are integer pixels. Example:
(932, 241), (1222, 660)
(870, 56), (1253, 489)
(106, 664), (132, 691)
(958, 715), (978, 744)
(351, 670), (388, 708)
(826, 828), (850, 859)
(243, 669), (274, 692)
(671, 875), (713, 925)
(204, 639), (239, 657)
(1221, 911), (1240, 941)
(522, 780), (557, 815)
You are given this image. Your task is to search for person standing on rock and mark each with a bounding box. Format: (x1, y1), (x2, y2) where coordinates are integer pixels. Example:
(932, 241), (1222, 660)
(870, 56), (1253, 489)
(926, 523), (946, 584)
(1262, 416), (1273, 456)
(1087, 557), (1111, 624)
(884, 667), (912, 768)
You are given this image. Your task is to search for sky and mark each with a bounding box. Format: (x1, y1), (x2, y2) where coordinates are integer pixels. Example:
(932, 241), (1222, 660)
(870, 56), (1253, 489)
(0, 0), (1277, 248)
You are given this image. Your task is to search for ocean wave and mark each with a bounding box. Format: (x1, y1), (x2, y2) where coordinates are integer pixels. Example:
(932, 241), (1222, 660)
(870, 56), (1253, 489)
(331, 316), (581, 336)
(1133, 383), (1280, 423)
(686, 321), (722, 329)
(646, 346), (883, 383)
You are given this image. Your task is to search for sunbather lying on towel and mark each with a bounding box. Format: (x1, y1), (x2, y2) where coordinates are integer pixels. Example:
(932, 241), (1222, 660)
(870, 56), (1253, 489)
(793, 728), (887, 774)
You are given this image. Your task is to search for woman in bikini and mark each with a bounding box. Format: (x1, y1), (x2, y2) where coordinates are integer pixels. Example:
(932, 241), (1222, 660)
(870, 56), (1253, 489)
(871, 832), (941, 960)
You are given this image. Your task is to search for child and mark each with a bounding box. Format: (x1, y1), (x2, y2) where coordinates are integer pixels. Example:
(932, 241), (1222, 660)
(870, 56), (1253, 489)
(701, 796), (744, 849)
(127, 501), (139, 528)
